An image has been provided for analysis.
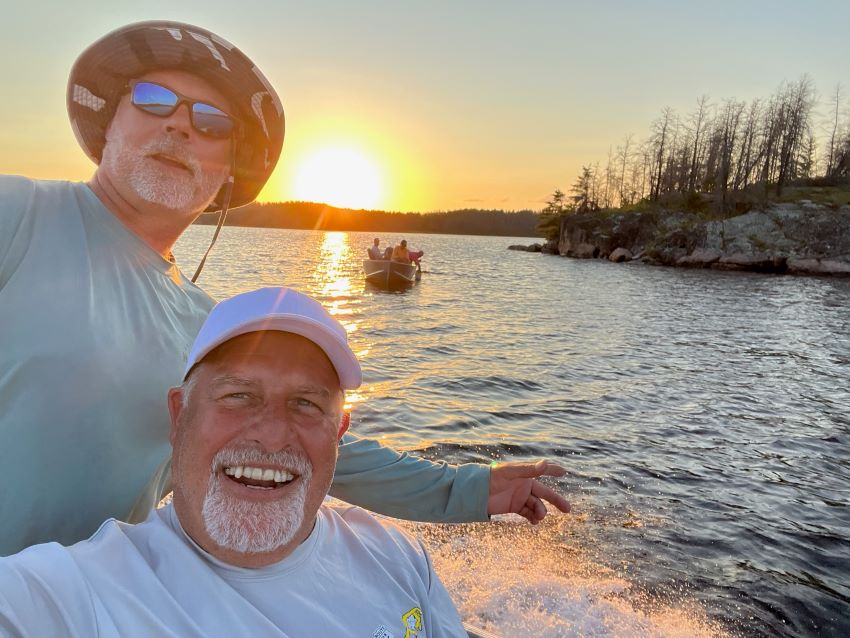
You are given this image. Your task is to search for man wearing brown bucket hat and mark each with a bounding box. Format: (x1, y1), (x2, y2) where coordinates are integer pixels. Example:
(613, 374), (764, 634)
(0, 21), (570, 557)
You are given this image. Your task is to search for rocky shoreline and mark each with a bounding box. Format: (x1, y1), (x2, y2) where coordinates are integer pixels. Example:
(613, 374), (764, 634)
(509, 202), (850, 276)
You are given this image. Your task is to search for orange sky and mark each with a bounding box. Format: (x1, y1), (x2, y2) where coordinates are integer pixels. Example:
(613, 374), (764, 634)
(1, 2), (847, 212)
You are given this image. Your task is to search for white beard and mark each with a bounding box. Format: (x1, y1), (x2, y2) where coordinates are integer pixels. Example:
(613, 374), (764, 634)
(202, 447), (313, 554)
(101, 131), (227, 212)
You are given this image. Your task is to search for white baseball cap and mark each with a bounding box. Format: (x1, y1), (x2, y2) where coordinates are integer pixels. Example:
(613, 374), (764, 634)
(183, 287), (361, 389)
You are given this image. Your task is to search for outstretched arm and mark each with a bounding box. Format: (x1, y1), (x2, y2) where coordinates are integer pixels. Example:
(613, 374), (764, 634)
(330, 434), (570, 524)
(330, 433), (490, 523)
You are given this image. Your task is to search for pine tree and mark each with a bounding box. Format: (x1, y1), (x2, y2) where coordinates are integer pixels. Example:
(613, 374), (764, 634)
(537, 189), (568, 240)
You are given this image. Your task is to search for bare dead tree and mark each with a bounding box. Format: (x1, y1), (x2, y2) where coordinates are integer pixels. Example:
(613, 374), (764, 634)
(758, 90), (784, 200)
(775, 76), (816, 195)
(826, 84), (843, 177)
(718, 99), (745, 212)
(602, 147), (614, 208)
(641, 143), (654, 202)
(617, 134), (633, 206)
(701, 117), (723, 193)
(590, 161), (602, 208)
(649, 108), (674, 201)
(685, 96), (711, 193)
(672, 142), (686, 193)
(734, 99), (761, 190)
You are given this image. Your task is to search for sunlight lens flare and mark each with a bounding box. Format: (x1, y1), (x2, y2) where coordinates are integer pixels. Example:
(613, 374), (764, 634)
(292, 148), (383, 210)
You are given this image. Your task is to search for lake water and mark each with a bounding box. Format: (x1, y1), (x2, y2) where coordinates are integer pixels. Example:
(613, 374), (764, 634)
(176, 226), (850, 638)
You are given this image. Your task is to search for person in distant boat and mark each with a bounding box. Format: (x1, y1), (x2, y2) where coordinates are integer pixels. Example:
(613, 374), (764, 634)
(0, 287), (467, 637)
(393, 240), (424, 272)
(367, 237), (384, 259)
(408, 248), (425, 272)
(392, 239), (412, 262)
(0, 20), (570, 556)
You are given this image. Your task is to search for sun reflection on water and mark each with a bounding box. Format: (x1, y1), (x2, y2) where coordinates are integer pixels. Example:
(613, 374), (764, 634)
(313, 232), (359, 329)
(315, 231), (353, 301)
(313, 232), (368, 415)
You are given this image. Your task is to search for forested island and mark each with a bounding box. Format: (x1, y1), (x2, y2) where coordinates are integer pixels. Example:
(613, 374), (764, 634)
(195, 201), (540, 237)
(522, 77), (850, 276)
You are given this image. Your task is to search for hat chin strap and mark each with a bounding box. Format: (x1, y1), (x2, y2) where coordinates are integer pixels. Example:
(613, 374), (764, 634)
(191, 142), (237, 284)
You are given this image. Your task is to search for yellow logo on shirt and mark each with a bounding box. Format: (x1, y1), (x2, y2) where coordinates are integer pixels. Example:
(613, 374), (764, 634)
(401, 607), (423, 637)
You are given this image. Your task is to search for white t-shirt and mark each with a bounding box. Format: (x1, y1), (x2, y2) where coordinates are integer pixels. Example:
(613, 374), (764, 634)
(0, 502), (466, 637)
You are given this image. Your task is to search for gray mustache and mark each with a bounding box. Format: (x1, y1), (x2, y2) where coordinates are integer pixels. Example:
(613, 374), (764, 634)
(143, 138), (201, 176)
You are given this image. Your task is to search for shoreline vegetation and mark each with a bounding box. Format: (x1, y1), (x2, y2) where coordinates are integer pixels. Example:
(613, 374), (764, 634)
(510, 194), (850, 277)
(195, 201), (540, 238)
(518, 77), (850, 276)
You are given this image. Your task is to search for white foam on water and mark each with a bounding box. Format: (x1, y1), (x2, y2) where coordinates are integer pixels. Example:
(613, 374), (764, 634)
(406, 514), (730, 638)
(163, 494), (732, 635)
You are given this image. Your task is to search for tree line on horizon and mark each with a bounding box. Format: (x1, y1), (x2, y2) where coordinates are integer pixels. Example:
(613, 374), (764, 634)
(196, 200), (541, 237)
(539, 76), (850, 238)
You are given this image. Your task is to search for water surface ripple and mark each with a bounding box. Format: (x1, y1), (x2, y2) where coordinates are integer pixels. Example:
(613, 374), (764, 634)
(177, 227), (850, 637)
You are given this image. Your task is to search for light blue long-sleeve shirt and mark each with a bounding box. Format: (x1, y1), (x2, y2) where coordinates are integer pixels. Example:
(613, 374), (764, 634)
(0, 176), (489, 556)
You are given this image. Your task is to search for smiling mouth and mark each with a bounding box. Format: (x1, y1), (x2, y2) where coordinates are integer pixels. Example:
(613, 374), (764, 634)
(150, 153), (192, 174)
(223, 465), (297, 490)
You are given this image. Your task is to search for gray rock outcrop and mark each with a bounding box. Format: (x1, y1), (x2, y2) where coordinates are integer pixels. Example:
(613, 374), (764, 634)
(609, 248), (633, 262)
(676, 248), (721, 268)
(787, 258), (850, 275)
(554, 203), (850, 276)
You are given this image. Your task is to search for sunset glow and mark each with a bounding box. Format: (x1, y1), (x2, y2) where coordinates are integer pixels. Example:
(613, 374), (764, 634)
(0, 3), (846, 213)
(292, 147), (384, 210)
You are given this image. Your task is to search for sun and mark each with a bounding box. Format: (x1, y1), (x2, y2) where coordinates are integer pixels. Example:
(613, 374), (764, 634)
(291, 147), (383, 210)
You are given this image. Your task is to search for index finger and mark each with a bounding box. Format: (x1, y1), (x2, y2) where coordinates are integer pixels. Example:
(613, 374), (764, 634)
(531, 481), (571, 513)
(534, 460), (567, 478)
(494, 460), (567, 479)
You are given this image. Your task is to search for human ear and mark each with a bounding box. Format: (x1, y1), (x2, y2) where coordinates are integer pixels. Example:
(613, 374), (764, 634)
(167, 386), (185, 445)
(337, 412), (350, 439)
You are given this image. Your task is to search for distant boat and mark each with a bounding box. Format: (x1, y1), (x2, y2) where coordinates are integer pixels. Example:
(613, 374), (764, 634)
(363, 259), (418, 288)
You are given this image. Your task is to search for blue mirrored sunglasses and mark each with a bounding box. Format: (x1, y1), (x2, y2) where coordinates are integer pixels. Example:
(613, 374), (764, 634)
(129, 80), (237, 140)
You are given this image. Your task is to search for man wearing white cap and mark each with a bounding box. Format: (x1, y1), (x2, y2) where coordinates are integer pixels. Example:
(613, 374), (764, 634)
(0, 21), (569, 557)
(0, 287), (468, 636)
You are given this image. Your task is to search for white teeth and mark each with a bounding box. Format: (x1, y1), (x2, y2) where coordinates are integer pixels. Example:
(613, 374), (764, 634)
(223, 465), (295, 484)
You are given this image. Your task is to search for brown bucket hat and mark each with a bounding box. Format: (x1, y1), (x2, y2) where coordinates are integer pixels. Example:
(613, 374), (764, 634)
(67, 20), (285, 210)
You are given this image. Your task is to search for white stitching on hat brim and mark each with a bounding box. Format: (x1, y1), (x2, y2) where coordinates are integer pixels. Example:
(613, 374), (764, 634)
(183, 314), (361, 390)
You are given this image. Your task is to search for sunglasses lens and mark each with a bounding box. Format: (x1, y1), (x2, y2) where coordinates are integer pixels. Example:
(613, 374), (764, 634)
(130, 81), (235, 139)
(192, 102), (235, 139)
(131, 82), (179, 116)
